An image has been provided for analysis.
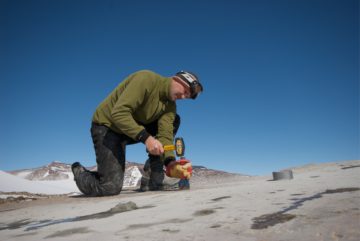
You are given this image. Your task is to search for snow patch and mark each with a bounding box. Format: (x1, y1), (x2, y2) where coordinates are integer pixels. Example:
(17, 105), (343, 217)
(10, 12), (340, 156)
(0, 170), (79, 195)
(12, 170), (32, 179)
(123, 166), (142, 188)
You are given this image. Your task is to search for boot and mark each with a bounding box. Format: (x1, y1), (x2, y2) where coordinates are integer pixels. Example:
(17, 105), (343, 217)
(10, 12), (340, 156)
(139, 159), (151, 192)
(140, 156), (164, 191)
(139, 157), (180, 191)
(71, 162), (87, 180)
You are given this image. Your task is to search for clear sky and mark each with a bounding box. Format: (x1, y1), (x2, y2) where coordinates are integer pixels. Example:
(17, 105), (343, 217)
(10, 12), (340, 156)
(1, 0), (359, 175)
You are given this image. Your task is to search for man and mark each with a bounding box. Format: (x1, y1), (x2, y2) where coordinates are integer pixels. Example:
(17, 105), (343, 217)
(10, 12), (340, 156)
(72, 70), (203, 196)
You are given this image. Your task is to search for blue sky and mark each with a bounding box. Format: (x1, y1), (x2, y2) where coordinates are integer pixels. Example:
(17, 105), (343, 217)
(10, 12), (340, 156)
(1, 0), (358, 175)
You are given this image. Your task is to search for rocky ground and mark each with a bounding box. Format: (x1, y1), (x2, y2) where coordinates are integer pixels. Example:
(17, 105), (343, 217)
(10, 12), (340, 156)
(0, 160), (359, 241)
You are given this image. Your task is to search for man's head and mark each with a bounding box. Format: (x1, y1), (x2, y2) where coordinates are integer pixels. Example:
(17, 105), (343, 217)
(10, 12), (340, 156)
(170, 71), (203, 101)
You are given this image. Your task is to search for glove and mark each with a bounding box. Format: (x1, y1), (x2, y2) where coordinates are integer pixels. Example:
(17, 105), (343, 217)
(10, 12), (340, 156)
(165, 159), (192, 179)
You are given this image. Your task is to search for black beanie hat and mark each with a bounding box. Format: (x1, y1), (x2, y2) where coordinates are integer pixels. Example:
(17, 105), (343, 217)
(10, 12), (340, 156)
(175, 71), (203, 99)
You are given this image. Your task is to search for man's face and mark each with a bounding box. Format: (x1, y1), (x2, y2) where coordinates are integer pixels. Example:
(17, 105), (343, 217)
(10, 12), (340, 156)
(170, 78), (191, 101)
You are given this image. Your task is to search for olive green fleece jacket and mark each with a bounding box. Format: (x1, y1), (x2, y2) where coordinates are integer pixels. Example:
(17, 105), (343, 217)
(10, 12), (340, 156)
(92, 70), (176, 161)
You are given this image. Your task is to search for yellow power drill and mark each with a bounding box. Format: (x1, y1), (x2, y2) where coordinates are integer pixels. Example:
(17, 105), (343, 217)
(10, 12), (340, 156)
(163, 137), (192, 189)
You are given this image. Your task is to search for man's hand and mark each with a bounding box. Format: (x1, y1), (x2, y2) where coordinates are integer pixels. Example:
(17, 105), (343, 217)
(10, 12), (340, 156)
(145, 136), (164, 156)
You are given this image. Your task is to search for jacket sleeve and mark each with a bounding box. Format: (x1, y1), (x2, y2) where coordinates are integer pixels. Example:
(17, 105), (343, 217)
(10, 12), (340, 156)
(110, 75), (150, 141)
(157, 103), (177, 161)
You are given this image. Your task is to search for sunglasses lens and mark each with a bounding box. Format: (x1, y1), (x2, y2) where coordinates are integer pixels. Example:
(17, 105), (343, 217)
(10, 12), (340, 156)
(191, 83), (203, 99)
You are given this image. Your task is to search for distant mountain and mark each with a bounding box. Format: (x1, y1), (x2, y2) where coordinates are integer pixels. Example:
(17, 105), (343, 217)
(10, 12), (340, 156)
(190, 165), (249, 187)
(9, 161), (72, 181)
(7, 161), (247, 188)
(8, 161), (142, 188)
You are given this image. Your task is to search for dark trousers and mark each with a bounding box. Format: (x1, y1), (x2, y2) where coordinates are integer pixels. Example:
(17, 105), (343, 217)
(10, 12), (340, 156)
(74, 115), (180, 196)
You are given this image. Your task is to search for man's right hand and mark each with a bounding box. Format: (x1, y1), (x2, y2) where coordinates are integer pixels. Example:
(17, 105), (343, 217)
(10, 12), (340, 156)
(145, 136), (164, 156)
